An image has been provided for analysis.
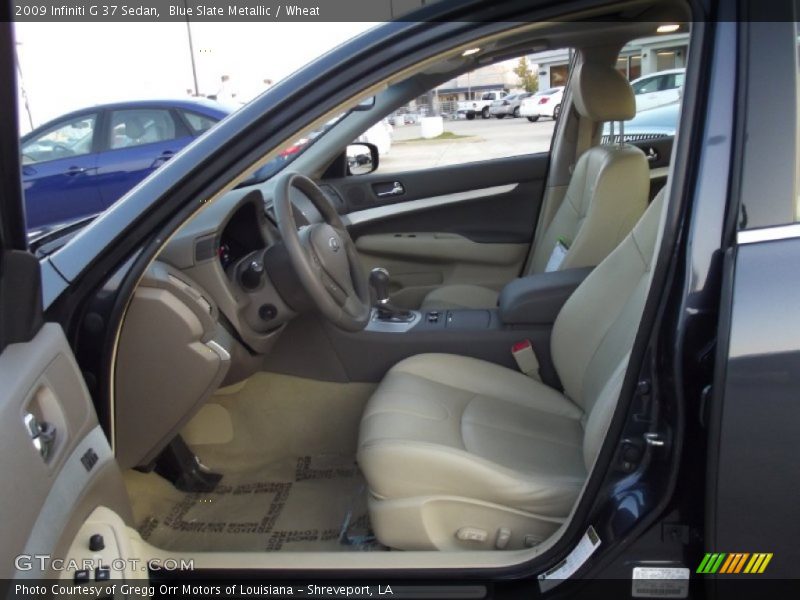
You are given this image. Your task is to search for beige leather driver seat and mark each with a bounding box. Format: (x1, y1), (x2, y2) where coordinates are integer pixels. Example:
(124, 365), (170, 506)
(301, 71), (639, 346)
(420, 62), (649, 310)
(358, 188), (667, 551)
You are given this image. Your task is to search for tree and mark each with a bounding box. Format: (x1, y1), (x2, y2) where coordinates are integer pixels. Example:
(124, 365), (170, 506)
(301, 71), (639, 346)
(513, 57), (539, 93)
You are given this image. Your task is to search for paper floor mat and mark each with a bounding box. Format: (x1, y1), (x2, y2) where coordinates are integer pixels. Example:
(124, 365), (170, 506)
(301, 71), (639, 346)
(126, 455), (385, 552)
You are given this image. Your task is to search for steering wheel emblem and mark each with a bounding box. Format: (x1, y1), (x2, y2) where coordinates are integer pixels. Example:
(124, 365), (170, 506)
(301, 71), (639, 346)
(328, 236), (341, 252)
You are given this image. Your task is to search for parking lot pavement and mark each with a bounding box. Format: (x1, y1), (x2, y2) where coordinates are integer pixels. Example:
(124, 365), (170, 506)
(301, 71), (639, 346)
(379, 117), (556, 173)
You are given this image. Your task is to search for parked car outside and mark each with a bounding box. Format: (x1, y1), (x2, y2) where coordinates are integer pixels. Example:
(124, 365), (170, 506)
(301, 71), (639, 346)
(630, 68), (685, 111)
(20, 99), (229, 235)
(519, 86), (564, 121)
(601, 100), (680, 143)
(489, 92), (533, 118)
(457, 90), (507, 120)
(356, 118), (393, 155)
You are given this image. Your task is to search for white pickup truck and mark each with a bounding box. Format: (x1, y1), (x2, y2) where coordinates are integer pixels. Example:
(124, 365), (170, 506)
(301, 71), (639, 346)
(457, 90), (508, 120)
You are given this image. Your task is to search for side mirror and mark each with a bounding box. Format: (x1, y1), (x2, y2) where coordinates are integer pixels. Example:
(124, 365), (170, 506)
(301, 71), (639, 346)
(346, 142), (379, 176)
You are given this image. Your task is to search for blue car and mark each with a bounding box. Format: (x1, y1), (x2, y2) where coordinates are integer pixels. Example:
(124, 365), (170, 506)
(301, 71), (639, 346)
(20, 99), (230, 234)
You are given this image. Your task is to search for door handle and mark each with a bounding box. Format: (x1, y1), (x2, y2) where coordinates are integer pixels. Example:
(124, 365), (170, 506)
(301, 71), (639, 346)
(65, 166), (87, 176)
(24, 413), (56, 461)
(374, 181), (405, 198)
(153, 151), (175, 167)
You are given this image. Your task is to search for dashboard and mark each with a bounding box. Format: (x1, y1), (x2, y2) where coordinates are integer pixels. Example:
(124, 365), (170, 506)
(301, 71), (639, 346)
(154, 182), (342, 364)
(115, 186), (324, 468)
(217, 201), (266, 270)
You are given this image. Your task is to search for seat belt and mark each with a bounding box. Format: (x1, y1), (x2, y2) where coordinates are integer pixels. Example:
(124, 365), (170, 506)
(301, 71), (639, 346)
(512, 339), (541, 381)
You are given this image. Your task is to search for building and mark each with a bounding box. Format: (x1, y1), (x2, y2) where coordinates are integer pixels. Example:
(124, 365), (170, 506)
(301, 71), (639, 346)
(532, 33), (690, 88)
(400, 32), (689, 117)
(434, 60), (522, 103)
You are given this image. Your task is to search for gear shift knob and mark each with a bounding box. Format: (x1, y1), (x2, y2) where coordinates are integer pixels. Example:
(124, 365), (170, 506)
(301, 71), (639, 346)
(369, 267), (391, 304)
(368, 267), (414, 323)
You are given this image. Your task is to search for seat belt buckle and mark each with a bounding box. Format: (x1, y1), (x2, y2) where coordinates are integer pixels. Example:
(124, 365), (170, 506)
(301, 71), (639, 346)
(512, 339), (541, 381)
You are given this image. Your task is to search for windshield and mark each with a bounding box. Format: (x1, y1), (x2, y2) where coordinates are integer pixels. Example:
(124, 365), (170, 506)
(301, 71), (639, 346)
(241, 113), (347, 185)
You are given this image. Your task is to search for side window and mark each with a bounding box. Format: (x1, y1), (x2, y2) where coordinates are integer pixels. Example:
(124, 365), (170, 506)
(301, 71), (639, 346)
(182, 111), (219, 135)
(371, 59), (563, 175)
(21, 114), (96, 165)
(673, 72), (685, 89)
(108, 109), (178, 150)
(633, 76), (661, 95)
(736, 20), (800, 229)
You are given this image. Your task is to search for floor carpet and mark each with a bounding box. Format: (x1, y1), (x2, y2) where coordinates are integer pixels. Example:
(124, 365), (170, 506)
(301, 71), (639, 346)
(125, 454), (384, 552)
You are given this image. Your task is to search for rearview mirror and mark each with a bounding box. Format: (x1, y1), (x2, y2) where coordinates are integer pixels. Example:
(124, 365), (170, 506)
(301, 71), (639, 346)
(346, 142), (379, 176)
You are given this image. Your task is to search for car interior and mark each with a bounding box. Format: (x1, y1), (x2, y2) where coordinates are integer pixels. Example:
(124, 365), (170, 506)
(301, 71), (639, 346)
(52, 1), (692, 574)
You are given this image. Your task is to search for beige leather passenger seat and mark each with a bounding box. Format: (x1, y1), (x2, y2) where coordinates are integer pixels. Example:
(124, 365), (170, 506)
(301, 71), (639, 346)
(421, 62), (650, 310)
(357, 188), (667, 551)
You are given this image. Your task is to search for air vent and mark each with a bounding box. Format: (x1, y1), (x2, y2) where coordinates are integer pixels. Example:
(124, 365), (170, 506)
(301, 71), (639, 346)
(601, 133), (669, 144)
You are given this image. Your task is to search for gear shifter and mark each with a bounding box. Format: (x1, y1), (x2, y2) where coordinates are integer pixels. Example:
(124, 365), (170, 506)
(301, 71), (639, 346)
(369, 267), (391, 305)
(369, 267), (414, 322)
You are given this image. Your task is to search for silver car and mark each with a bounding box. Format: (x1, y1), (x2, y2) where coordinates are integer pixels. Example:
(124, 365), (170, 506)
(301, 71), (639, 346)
(488, 92), (533, 118)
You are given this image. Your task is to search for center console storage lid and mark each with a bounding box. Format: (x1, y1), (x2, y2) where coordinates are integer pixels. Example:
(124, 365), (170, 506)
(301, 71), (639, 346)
(498, 267), (593, 325)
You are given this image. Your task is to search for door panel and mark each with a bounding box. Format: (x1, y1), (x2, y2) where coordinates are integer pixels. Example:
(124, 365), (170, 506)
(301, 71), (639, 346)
(96, 107), (193, 208)
(95, 139), (191, 208)
(22, 153), (103, 230)
(335, 153), (547, 213)
(708, 237), (800, 578)
(0, 324), (133, 579)
(327, 154), (548, 307)
(1, 21), (132, 581)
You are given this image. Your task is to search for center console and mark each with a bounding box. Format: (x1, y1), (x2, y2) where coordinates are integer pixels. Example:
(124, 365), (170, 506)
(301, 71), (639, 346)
(265, 266), (593, 384)
(321, 266), (594, 383)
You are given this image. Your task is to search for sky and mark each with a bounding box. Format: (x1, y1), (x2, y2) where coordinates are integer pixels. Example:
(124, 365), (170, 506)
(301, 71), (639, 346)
(13, 22), (376, 133)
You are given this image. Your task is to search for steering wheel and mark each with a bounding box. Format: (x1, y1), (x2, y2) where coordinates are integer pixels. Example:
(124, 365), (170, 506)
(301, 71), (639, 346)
(273, 172), (371, 332)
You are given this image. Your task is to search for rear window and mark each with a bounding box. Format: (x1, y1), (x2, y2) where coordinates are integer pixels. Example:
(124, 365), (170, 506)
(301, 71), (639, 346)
(182, 111), (219, 135)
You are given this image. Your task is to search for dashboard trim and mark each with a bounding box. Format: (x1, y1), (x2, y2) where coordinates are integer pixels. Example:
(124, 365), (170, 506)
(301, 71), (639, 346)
(342, 184), (519, 226)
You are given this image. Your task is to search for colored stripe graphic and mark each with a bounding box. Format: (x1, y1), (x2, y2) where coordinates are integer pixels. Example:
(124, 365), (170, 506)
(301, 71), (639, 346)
(719, 554), (736, 574)
(757, 554), (773, 573)
(699, 552), (773, 574)
(697, 553), (713, 574)
(698, 553), (727, 574)
(733, 553), (750, 573)
(710, 553), (726, 573)
(744, 553), (774, 574)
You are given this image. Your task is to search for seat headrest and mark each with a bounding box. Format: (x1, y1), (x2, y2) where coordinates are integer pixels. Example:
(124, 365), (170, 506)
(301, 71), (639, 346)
(124, 117), (146, 140)
(572, 62), (636, 122)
